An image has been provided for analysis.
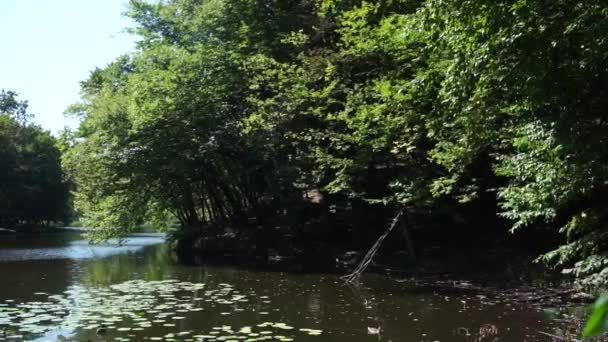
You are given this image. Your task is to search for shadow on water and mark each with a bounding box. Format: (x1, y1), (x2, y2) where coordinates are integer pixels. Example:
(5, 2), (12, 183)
(0, 233), (592, 341)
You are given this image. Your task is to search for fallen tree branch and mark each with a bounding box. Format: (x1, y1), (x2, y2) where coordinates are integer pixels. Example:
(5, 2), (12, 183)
(341, 209), (405, 284)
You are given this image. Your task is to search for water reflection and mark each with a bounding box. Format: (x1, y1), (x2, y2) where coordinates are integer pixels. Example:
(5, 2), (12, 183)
(81, 243), (172, 286)
(0, 234), (585, 341)
(0, 235), (164, 261)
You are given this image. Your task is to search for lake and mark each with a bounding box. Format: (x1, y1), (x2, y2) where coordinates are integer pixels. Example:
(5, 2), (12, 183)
(0, 233), (582, 341)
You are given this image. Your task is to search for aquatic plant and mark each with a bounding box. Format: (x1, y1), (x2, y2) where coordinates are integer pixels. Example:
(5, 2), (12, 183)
(0, 279), (323, 341)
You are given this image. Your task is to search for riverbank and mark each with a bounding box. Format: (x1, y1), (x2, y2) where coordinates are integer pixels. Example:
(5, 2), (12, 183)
(170, 214), (602, 306)
(0, 225), (65, 235)
(175, 235), (594, 298)
(0, 226), (90, 237)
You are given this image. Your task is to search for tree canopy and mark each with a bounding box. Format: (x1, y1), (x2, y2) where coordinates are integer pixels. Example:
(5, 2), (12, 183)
(0, 90), (70, 228)
(65, 0), (608, 285)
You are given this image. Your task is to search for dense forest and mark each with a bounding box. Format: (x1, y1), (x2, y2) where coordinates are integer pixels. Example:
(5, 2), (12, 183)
(0, 90), (70, 229)
(57, 0), (608, 286)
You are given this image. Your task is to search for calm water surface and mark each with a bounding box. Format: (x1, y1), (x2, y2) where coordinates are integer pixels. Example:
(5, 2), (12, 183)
(0, 234), (576, 341)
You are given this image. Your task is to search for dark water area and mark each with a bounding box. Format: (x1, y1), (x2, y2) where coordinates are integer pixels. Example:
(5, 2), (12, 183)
(0, 234), (587, 341)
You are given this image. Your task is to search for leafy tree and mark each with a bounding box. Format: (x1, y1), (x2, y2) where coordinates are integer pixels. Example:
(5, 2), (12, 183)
(64, 0), (319, 240)
(0, 90), (70, 228)
(407, 0), (608, 286)
(66, 0), (608, 286)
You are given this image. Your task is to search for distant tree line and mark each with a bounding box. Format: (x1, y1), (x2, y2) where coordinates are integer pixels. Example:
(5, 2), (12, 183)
(0, 90), (70, 229)
(63, 0), (608, 286)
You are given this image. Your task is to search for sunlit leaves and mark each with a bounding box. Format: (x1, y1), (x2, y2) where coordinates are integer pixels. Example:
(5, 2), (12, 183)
(63, 0), (608, 286)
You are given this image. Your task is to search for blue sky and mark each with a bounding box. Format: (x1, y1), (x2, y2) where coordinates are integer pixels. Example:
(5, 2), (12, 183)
(1, 0), (137, 134)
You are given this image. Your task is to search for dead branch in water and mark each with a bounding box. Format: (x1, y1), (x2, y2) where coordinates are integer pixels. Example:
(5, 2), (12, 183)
(342, 209), (409, 284)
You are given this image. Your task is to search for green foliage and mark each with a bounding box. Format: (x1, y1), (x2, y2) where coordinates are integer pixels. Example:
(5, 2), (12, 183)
(65, 0), (608, 285)
(583, 296), (608, 338)
(0, 90), (71, 228)
(65, 0), (318, 238)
